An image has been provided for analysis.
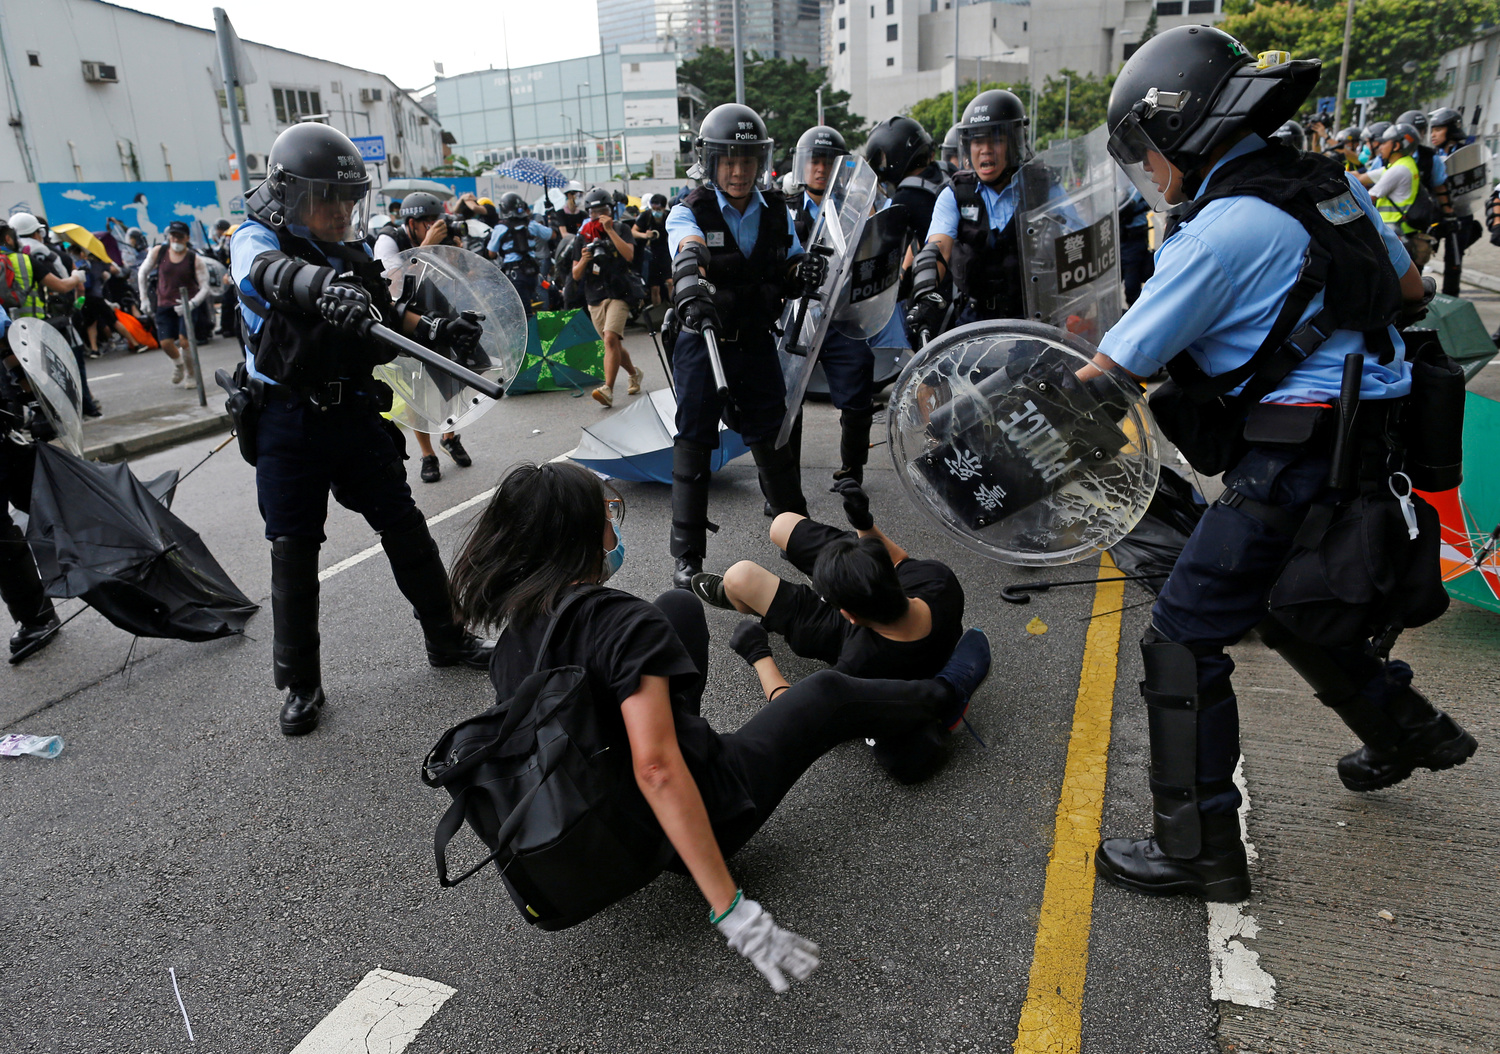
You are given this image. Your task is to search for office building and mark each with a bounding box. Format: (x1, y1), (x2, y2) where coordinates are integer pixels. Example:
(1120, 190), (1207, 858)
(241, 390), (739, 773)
(598, 0), (824, 65)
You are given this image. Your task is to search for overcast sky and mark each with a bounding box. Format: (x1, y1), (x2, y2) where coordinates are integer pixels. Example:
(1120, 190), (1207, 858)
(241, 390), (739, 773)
(118, 0), (603, 90)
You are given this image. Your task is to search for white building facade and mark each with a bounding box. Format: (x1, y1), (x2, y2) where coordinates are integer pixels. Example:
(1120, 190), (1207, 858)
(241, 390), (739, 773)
(1431, 24), (1500, 154)
(598, 0), (824, 65)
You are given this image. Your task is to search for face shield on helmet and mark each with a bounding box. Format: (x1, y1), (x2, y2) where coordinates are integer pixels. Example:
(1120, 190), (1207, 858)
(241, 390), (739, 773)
(794, 142), (846, 195)
(701, 140), (776, 195)
(279, 173), (372, 243)
(1107, 103), (1188, 213)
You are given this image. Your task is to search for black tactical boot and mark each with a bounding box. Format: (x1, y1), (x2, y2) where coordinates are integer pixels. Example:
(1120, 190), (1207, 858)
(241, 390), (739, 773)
(671, 440), (713, 589)
(1, 519), (59, 665)
(422, 620), (496, 669)
(832, 408), (874, 485)
(1333, 686), (1477, 792)
(1095, 811), (1251, 902)
(271, 537), (324, 736)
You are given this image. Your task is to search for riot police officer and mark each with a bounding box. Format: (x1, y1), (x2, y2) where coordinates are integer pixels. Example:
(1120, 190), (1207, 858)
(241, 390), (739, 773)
(229, 123), (493, 737)
(1428, 107), (1469, 153)
(938, 126), (962, 177)
(906, 90), (1032, 339)
(863, 115), (947, 257)
(665, 102), (826, 588)
(486, 192), (552, 312)
(1089, 27), (1474, 901)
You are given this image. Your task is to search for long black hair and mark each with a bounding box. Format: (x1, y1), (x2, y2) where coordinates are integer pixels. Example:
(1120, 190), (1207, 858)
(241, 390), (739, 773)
(450, 461), (610, 630)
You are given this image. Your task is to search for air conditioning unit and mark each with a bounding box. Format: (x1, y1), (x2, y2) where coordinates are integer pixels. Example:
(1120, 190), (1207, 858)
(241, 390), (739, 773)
(244, 152), (269, 179)
(329, 80), (342, 94)
(359, 87), (384, 104)
(82, 61), (118, 83)
(387, 154), (405, 174)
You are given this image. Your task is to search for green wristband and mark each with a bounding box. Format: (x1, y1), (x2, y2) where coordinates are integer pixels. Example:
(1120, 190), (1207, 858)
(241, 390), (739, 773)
(709, 889), (743, 925)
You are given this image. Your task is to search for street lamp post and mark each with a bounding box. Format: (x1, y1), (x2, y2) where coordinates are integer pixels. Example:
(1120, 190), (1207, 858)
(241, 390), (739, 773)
(733, 0), (745, 105)
(952, 0), (962, 127)
(577, 82), (590, 182)
(817, 86), (823, 126)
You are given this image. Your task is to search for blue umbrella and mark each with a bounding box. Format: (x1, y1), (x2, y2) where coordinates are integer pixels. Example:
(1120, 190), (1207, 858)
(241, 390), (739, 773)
(568, 389), (750, 484)
(497, 158), (570, 189)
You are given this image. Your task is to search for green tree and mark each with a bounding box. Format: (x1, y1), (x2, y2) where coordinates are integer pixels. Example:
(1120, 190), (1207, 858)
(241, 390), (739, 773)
(1220, 0), (1500, 120)
(428, 154), (484, 177)
(1139, 7), (1159, 45)
(677, 48), (866, 156)
(906, 70), (1116, 149)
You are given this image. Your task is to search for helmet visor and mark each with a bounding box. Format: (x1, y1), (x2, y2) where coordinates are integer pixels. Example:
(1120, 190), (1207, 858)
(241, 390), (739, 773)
(1107, 114), (1182, 213)
(703, 141), (775, 194)
(794, 145), (846, 193)
(285, 177), (372, 243)
(958, 121), (1030, 183)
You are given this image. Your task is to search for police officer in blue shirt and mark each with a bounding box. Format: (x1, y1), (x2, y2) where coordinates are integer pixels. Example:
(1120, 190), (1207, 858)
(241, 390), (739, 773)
(230, 123), (494, 737)
(665, 103), (827, 588)
(1087, 27), (1475, 901)
(486, 192), (552, 312)
(906, 90), (1033, 340)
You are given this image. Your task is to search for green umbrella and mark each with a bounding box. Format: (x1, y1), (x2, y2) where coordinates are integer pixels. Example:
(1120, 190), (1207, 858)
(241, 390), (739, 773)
(508, 310), (606, 395)
(1411, 295), (1497, 382)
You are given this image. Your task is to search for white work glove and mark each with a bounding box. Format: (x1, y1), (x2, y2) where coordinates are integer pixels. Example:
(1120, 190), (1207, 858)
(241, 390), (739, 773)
(712, 891), (820, 993)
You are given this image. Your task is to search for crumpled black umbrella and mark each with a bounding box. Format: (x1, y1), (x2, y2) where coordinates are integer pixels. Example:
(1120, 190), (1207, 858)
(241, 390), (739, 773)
(1106, 466), (1208, 591)
(25, 442), (258, 641)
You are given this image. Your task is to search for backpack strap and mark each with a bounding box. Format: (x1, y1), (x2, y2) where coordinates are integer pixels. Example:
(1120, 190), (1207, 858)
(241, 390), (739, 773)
(532, 586), (595, 674)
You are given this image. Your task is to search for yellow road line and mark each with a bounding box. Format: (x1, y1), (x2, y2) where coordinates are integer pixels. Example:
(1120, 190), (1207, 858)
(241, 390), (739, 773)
(1013, 553), (1127, 1054)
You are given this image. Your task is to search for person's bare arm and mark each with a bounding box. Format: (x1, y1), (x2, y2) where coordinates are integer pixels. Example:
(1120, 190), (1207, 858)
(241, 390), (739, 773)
(571, 247), (592, 281)
(748, 656), (791, 702)
(604, 217), (634, 264)
(41, 271), (82, 294)
(1399, 260), (1428, 304)
(622, 675), (738, 915)
(856, 523), (909, 566)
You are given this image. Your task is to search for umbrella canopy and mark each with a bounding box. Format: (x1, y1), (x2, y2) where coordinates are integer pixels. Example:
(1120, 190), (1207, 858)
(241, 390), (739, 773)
(1106, 466), (1206, 592)
(509, 310), (605, 395)
(1410, 295), (1498, 382)
(49, 223), (110, 263)
(496, 157), (570, 189)
(381, 178), (456, 200)
(1418, 391), (1500, 615)
(568, 388), (750, 484)
(26, 443), (259, 641)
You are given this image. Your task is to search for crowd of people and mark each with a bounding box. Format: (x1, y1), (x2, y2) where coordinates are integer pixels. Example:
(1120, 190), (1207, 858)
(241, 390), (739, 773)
(0, 24), (1483, 998)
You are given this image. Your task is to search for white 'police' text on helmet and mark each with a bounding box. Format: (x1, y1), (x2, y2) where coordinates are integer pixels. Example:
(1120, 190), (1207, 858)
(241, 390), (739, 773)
(956, 90), (1032, 184)
(793, 125), (848, 192)
(693, 103), (776, 193)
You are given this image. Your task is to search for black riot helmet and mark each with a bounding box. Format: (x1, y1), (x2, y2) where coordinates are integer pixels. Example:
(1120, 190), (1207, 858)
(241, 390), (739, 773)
(397, 191), (444, 224)
(245, 122), (373, 243)
(940, 125), (961, 167)
(497, 192), (530, 223)
(956, 89), (1031, 185)
(1396, 109), (1430, 142)
(1269, 119), (1307, 152)
(861, 116), (933, 186)
(793, 125), (847, 193)
(582, 187), (613, 213)
(692, 103), (776, 194)
(1107, 26), (1320, 211)
(1429, 106), (1464, 145)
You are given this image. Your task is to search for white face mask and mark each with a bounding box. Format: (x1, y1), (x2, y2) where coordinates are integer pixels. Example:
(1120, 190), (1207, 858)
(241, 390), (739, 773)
(169, 239), (189, 253)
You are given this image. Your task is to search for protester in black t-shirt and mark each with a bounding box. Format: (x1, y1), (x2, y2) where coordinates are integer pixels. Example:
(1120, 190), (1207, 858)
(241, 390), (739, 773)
(689, 479), (968, 780)
(447, 461), (990, 993)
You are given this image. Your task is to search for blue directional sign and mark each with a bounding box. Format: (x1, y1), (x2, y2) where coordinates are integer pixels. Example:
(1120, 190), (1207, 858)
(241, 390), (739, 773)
(351, 135), (386, 163)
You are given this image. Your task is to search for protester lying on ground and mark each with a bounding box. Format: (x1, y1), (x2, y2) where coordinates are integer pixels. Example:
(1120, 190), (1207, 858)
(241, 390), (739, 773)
(446, 461), (991, 992)
(690, 478), (969, 781)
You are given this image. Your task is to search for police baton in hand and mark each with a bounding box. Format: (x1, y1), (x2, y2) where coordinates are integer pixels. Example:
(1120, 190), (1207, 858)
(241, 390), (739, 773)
(783, 244), (836, 356)
(360, 319), (505, 401)
(699, 319), (741, 432)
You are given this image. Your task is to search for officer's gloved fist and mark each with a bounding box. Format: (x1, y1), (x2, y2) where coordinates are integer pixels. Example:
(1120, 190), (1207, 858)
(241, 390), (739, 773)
(790, 251), (828, 296)
(673, 278), (720, 333)
(831, 477), (875, 531)
(318, 281), (372, 333)
(905, 292), (947, 338)
(713, 892), (820, 993)
(728, 619), (773, 667)
(420, 312), (485, 362)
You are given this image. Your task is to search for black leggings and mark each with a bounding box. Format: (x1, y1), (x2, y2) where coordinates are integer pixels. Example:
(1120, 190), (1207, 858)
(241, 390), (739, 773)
(652, 590), (951, 858)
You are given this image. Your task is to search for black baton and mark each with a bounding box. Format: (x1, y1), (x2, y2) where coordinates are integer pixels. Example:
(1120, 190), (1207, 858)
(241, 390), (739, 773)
(364, 321), (505, 401)
(1327, 351), (1363, 491)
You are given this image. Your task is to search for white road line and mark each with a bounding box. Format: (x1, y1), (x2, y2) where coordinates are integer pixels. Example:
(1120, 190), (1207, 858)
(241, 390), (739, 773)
(1207, 758), (1277, 1009)
(290, 969), (455, 1054)
(88, 372), (124, 381)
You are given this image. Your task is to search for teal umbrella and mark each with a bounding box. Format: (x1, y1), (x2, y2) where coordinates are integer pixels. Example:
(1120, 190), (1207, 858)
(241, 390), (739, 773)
(508, 310), (605, 395)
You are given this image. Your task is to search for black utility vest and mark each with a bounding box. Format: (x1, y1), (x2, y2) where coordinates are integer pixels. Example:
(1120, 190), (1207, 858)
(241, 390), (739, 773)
(495, 223), (539, 270)
(949, 171), (1024, 318)
(241, 221), (397, 391)
(791, 193), (817, 247)
(685, 186), (791, 333)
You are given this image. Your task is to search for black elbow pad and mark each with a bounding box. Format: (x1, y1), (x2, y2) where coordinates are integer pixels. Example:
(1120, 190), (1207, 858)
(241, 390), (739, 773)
(671, 242), (711, 283)
(248, 252), (334, 313)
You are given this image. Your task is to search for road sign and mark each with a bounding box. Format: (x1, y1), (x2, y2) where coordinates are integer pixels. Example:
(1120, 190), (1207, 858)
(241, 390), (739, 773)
(1347, 79), (1388, 100)
(351, 135), (386, 164)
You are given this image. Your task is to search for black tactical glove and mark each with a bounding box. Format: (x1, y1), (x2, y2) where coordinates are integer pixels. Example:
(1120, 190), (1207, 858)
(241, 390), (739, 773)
(729, 620), (773, 667)
(419, 311), (485, 364)
(787, 251), (828, 297)
(672, 272), (720, 333)
(318, 281), (372, 333)
(905, 292), (947, 339)
(830, 477), (875, 531)
(1398, 275), (1438, 329)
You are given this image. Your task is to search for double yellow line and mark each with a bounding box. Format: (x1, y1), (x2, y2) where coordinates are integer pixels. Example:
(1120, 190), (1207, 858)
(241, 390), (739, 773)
(1013, 555), (1128, 1053)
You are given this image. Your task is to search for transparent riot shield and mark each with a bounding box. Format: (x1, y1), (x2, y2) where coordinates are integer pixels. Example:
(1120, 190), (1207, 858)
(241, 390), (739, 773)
(888, 319), (1160, 567)
(1016, 124), (1123, 347)
(1443, 142), (1491, 208)
(831, 204), (909, 340)
(8, 318), (84, 456)
(375, 245), (528, 433)
(775, 155), (882, 447)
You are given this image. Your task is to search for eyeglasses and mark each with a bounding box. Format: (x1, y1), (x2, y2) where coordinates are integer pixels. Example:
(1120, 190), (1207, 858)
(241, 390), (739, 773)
(605, 498), (625, 526)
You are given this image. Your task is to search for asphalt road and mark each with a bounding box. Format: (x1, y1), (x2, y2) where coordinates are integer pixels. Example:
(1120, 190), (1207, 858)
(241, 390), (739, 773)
(2, 323), (1494, 1053)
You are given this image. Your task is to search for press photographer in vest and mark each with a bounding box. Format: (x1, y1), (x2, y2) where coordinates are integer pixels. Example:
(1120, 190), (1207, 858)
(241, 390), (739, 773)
(1361, 123), (1439, 269)
(664, 103), (827, 588)
(1080, 28), (1473, 903)
(906, 90), (1032, 341)
(229, 123), (493, 737)
(371, 191), (452, 270)
(569, 187), (643, 409)
(486, 192), (552, 311)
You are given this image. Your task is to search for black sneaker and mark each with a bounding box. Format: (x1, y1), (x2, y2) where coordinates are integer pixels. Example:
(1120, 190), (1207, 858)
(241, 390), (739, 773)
(935, 628), (991, 733)
(690, 572), (734, 610)
(419, 454), (441, 483)
(440, 433), (472, 467)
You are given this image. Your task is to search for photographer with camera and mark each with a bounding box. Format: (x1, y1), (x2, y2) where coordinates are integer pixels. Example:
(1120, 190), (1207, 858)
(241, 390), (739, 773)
(486, 192), (552, 313)
(569, 188), (643, 408)
(372, 192), (455, 270)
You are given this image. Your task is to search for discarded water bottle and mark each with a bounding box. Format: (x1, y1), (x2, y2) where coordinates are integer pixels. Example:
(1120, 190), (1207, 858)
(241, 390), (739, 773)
(0, 734), (64, 759)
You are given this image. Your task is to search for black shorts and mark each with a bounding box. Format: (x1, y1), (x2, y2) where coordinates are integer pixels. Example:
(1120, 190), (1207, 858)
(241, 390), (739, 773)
(760, 518), (856, 666)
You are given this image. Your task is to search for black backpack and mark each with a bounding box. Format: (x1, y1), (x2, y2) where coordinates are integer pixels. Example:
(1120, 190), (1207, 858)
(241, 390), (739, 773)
(422, 588), (673, 931)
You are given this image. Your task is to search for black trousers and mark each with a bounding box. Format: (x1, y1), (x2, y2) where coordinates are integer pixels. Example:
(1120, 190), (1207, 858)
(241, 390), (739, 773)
(652, 590), (948, 858)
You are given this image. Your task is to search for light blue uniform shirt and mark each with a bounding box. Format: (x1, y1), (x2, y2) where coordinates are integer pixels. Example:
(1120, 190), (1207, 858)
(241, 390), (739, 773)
(231, 219), (374, 385)
(486, 220), (551, 264)
(1099, 135), (1413, 404)
(666, 187), (805, 259)
(1430, 151), (1447, 187)
(928, 178), (1020, 240)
